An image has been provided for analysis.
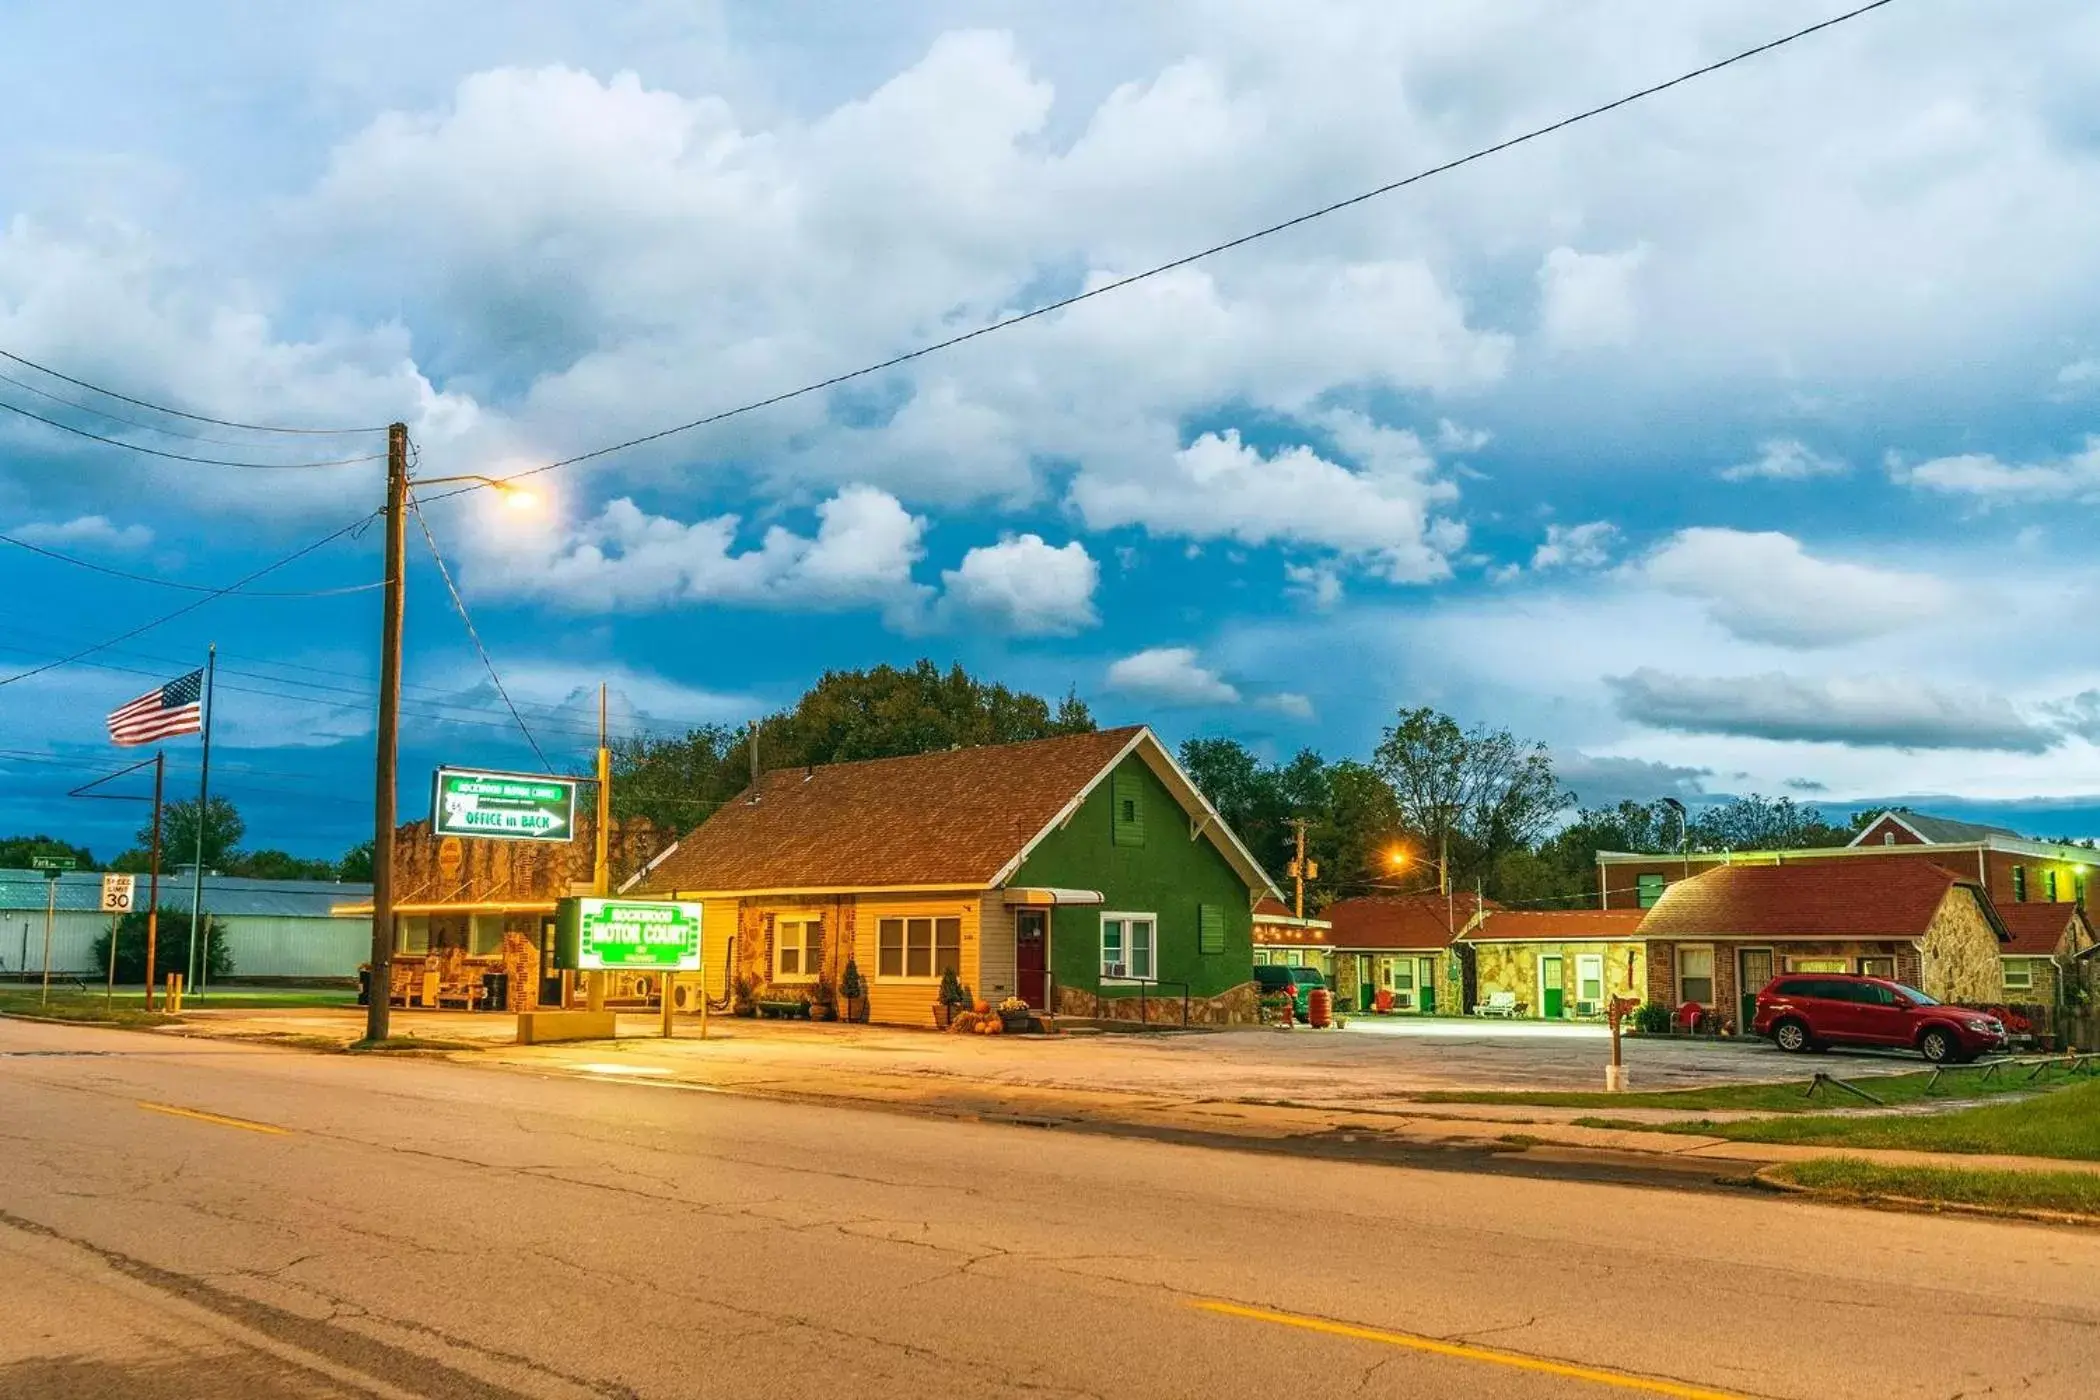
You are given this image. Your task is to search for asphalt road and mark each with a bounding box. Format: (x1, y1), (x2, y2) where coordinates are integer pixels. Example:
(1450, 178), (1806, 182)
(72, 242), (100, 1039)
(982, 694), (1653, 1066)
(3, 1018), (2096, 1400)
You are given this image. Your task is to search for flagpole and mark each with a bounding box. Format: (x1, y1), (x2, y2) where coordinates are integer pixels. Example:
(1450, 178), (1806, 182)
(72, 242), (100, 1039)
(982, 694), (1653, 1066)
(145, 750), (164, 1010)
(188, 644), (216, 997)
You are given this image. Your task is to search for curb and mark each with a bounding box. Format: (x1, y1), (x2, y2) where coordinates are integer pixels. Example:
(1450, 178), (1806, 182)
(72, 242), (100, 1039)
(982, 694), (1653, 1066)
(1752, 1161), (2100, 1228)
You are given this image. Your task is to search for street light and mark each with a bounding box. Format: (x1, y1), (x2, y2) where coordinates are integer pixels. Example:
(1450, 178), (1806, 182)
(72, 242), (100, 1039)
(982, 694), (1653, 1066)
(365, 427), (540, 1044)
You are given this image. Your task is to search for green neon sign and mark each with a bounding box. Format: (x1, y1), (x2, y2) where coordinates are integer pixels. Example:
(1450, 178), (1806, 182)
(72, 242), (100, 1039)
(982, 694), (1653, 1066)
(431, 767), (578, 842)
(555, 898), (703, 972)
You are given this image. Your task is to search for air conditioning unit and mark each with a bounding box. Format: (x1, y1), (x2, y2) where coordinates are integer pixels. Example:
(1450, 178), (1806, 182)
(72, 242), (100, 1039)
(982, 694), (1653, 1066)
(1575, 999), (1600, 1018)
(1105, 963), (1126, 979)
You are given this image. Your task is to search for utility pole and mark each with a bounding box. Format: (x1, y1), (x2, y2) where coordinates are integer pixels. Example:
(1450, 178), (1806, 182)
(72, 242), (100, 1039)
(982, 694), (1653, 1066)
(1285, 818), (1315, 919)
(365, 421), (409, 1044)
(144, 751), (163, 1009)
(587, 682), (611, 1013)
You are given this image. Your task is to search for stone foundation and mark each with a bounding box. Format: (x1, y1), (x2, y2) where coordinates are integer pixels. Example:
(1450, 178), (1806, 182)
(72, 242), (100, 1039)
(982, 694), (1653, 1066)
(1055, 980), (1261, 1027)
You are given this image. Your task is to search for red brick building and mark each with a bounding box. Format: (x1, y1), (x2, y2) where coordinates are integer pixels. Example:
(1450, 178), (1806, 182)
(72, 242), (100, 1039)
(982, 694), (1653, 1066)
(1597, 811), (2094, 915)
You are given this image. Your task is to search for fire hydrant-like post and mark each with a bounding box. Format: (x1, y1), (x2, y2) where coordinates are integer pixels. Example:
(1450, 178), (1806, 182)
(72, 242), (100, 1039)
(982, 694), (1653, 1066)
(1606, 995), (1641, 1092)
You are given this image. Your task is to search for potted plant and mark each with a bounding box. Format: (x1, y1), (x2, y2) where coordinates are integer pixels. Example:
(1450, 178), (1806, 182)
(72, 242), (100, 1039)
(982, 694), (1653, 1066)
(934, 968), (972, 1030)
(731, 974), (757, 1018)
(810, 977), (838, 1022)
(997, 996), (1032, 1033)
(840, 956), (869, 1023)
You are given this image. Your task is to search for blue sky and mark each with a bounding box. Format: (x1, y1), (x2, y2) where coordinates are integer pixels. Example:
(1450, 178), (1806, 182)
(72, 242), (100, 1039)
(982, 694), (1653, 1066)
(5, 0), (2100, 861)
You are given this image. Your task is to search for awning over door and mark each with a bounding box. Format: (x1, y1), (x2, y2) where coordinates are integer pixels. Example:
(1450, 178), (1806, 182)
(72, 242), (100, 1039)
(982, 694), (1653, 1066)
(1001, 887), (1105, 907)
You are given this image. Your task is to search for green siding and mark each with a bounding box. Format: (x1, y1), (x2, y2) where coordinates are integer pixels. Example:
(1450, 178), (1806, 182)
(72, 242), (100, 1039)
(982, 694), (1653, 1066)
(1012, 753), (1256, 1000)
(1111, 772), (1146, 846)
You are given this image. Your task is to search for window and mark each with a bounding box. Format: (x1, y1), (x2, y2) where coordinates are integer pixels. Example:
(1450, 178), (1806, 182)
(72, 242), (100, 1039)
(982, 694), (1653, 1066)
(1283, 950), (1304, 968)
(1197, 903), (1225, 955)
(2047, 870), (2060, 902)
(1636, 874), (1666, 909)
(876, 916), (961, 980)
(1111, 772), (1145, 847)
(470, 914), (506, 957)
(398, 917), (431, 955)
(1100, 913), (1157, 981)
(1786, 957), (1849, 974)
(1677, 946), (1715, 1005)
(1882, 832), (1896, 846)
(2013, 865), (2028, 902)
(1576, 954), (1604, 1005)
(1858, 956), (1896, 980)
(2003, 959), (2035, 992)
(774, 917), (820, 981)
(1253, 949), (1273, 967)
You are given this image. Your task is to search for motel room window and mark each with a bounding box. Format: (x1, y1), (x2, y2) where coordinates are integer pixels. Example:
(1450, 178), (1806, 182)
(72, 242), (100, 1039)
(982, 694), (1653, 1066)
(469, 914), (506, 957)
(775, 917), (821, 982)
(2003, 960), (2035, 992)
(2013, 865), (2028, 902)
(1100, 913), (1157, 981)
(876, 916), (961, 980)
(1636, 874), (1666, 909)
(1787, 957), (1849, 974)
(1858, 956), (1896, 980)
(1677, 947), (1715, 1006)
(1576, 954), (1605, 1010)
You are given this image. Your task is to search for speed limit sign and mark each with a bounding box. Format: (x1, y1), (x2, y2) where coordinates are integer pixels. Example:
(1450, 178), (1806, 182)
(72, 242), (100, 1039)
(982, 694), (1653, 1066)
(100, 874), (136, 913)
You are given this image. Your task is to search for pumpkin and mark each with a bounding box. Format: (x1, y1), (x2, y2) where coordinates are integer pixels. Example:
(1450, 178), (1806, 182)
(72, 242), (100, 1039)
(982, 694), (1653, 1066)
(974, 999), (991, 1015)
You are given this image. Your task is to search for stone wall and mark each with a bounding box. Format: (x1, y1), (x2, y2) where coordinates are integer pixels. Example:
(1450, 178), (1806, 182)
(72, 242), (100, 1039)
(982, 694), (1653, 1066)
(1057, 979), (1261, 1027)
(1473, 942), (1644, 1018)
(390, 814), (674, 904)
(1920, 890), (2006, 1003)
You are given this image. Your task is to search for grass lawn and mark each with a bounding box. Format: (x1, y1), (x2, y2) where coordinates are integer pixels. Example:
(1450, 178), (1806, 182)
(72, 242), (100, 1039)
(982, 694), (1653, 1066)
(1775, 1157), (2100, 1217)
(1415, 1065), (2047, 1115)
(1593, 1077), (2100, 1160)
(0, 988), (179, 1027)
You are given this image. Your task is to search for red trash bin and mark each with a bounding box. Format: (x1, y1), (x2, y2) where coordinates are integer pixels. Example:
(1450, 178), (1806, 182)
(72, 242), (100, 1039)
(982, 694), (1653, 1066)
(1308, 986), (1333, 1029)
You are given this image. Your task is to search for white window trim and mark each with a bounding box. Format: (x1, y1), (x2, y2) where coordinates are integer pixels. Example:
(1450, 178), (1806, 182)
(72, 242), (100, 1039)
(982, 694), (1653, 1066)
(874, 914), (965, 985)
(2002, 958), (2036, 991)
(1675, 944), (1717, 1005)
(1100, 910), (1159, 983)
(1575, 953), (1605, 1007)
(773, 916), (819, 984)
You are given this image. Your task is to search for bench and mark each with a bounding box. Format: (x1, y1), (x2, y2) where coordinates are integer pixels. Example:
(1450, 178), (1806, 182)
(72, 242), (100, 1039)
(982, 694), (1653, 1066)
(1474, 991), (1523, 1018)
(757, 999), (812, 1020)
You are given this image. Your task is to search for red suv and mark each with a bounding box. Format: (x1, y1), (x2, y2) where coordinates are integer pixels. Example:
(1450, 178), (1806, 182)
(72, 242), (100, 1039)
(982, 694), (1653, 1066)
(1753, 974), (2007, 1063)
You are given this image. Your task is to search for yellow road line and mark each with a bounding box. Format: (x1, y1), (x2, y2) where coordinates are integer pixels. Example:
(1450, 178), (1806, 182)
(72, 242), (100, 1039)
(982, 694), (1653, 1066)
(136, 1101), (289, 1136)
(1189, 1299), (1753, 1400)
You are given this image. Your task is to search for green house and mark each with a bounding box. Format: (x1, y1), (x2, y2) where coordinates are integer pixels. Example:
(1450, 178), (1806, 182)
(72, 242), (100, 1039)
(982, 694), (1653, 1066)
(637, 725), (1282, 1027)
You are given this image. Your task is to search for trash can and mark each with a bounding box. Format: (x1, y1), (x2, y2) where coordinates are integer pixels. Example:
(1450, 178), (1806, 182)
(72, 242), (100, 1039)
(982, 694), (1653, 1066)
(481, 972), (510, 1012)
(357, 968), (371, 1007)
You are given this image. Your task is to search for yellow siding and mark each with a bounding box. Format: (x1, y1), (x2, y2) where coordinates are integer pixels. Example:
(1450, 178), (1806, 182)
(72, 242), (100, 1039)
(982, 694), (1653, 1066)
(1471, 942), (1645, 1018)
(700, 897), (737, 1001)
(977, 894), (1017, 1004)
(853, 892), (986, 1027)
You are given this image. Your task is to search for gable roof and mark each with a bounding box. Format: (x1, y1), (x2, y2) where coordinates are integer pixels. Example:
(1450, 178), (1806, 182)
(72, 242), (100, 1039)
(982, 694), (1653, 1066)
(1636, 857), (2007, 943)
(1995, 902), (2092, 957)
(1321, 892), (1494, 950)
(1465, 908), (1647, 942)
(1849, 811), (2023, 846)
(1253, 896), (1331, 931)
(636, 726), (1279, 898)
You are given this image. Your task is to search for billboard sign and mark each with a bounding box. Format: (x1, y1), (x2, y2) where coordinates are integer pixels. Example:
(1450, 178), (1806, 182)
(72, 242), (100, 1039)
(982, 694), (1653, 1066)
(555, 898), (703, 972)
(431, 768), (578, 842)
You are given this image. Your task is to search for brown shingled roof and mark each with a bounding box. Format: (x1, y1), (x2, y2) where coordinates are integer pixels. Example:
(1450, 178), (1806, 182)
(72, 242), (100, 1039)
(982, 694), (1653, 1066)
(1466, 908), (1648, 942)
(1636, 857), (2006, 942)
(638, 727), (1146, 892)
(1995, 902), (2089, 957)
(1322, 892), (1495, 950)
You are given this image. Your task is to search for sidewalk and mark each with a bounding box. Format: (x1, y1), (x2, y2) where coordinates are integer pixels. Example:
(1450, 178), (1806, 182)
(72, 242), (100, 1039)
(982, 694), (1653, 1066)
(157, 1008), (2099, 1183)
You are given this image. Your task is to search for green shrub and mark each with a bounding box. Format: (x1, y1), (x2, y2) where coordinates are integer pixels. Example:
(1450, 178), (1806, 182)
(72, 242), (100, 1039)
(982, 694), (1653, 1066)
(1632, 1001), (1673, 1035)
(88, 908), (229, 986)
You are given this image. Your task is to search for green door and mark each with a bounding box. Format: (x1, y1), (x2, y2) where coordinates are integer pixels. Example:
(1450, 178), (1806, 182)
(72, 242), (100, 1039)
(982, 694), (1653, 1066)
(1418, 957), (1436, 1013)
(1541, 955), (1565, 1019)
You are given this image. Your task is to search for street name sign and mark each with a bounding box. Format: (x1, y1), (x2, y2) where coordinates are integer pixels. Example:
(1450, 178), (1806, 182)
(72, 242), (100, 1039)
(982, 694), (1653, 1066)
(555, 898), (703, 972)
(100, 874), (137, 913)
(431, 767), (578, 842)
(31, 854), (76, 880)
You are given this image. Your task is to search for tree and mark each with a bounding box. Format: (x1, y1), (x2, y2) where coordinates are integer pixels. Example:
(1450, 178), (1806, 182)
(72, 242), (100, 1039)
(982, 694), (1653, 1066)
(1690, 795), (1848, 852)
(0, 834), (95, 869)
(1176, 741), (1404, 909)
(225, 849), (339, 881)
(89, 907), (230, 985)
(1372, 708), (1568, 884)
(139, 796), (244, 869)
(337, 840), (374, 882)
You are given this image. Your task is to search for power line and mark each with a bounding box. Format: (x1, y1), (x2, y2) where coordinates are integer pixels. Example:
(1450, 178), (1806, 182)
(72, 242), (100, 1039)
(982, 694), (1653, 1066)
(0, 512), (379, 689)
(424, 0), (1901, 505)
(0, 365), (303, 447)
(0, 347), (390, 436)
(0, 396), (385, 469)
(406, 487), (553, 771)
(0, 531), (383, 598)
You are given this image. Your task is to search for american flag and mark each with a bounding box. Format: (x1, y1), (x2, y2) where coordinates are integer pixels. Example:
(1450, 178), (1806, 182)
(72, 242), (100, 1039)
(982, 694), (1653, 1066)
(107, 670), (204, 746)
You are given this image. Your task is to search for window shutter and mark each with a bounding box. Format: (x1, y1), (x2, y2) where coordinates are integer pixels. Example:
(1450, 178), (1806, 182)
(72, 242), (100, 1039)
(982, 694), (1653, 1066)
(807, 917), (825, 976)
(1198, 903), (1225, 955)
(763, 913), (775, 978)
(1112, 772), (1145, 847)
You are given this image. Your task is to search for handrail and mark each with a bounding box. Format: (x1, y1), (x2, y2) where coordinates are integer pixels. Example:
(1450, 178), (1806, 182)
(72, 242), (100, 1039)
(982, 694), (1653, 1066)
(1098, 977), (1191, 1028)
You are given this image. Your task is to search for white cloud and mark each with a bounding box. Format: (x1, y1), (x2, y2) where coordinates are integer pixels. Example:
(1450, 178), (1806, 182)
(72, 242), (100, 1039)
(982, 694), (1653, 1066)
(1257, 691), (1316, 720)
(1609, 668), (2056, 754)
(1890, 437), (2100, 502)
(1536, 245), (1647, 351)
(1719, 439), (1847, 482)
(1104, 647), (1240, 707)
(1531, 520), (1617, 572)
(1284, 562), (1343, 611)
(937, 534), (1098, 636)
(1070, 418), (1463, 583)
(1435, 419), (1491, 453)
(469, 484), (929, 621)
(2056, 358), (2100, 390)
(10, 515), (152, 551)
(1640, 528), (1949, 647)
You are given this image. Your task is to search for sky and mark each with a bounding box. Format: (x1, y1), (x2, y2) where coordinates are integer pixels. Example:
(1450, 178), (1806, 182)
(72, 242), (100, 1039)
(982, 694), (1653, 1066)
(3, 0), (2100, 862)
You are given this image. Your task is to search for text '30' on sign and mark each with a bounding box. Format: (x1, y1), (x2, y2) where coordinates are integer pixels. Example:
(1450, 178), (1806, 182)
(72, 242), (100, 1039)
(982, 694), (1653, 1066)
(430, 767), (580, 843)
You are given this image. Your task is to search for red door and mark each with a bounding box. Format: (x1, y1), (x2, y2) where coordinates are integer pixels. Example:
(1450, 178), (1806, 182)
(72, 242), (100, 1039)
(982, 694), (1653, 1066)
(1015, 909), (1049, 1011)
